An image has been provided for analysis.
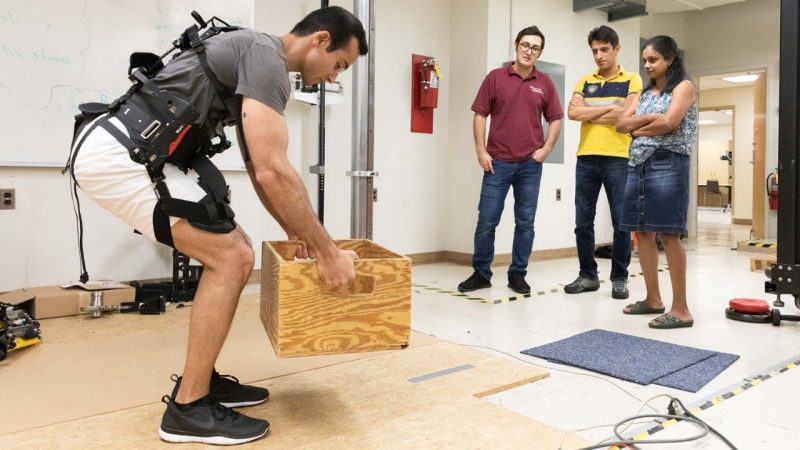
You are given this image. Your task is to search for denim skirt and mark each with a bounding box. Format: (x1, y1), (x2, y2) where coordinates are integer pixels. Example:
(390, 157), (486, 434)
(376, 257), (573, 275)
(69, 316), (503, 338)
(620, 148), (689, 234)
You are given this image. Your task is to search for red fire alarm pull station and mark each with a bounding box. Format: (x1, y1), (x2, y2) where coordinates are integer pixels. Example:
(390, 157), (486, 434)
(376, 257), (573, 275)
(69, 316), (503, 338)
(411, 54), (441, 134)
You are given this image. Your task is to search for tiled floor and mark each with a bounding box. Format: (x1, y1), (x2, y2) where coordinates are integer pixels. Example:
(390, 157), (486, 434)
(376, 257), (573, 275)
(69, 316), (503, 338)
(411, 209), (798, 449)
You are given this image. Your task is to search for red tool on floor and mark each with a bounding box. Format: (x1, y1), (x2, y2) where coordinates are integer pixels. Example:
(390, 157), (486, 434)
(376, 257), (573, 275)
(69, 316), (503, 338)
(725, 298), (800, 326)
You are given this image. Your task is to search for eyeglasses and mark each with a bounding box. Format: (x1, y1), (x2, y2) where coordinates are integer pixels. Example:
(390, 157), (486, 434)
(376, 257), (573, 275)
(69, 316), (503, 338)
(518, 43), (542, 54)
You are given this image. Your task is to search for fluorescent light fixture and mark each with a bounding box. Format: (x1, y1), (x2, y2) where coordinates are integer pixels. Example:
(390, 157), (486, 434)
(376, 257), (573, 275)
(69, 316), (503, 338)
(699, 119), (717, 125)
(721, 74), (759, 83)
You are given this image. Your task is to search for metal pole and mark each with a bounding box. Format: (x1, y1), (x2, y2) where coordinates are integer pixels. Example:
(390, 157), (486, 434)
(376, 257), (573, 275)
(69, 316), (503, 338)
(778, 0), (799, 265)
(316, 0), (329, 223)
(351, 0), (375, 239)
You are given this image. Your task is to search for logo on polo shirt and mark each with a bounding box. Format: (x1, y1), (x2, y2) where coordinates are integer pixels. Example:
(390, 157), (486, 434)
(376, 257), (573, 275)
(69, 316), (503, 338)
(587, 84), (599, 95)
(529, 86), (544, 95)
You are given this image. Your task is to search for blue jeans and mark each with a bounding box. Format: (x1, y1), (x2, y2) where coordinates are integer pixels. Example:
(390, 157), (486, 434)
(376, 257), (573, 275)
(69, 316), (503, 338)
(472, 159), (543, 280)
(574, 156), (630, 281)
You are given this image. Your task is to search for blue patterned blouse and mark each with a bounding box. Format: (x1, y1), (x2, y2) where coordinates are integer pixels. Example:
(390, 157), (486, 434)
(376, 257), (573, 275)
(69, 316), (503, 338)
(628, 88), (698, 166)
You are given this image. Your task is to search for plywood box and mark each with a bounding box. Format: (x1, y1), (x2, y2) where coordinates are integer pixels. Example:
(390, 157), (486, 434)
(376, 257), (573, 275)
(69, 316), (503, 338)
(260, 240), (411, 357)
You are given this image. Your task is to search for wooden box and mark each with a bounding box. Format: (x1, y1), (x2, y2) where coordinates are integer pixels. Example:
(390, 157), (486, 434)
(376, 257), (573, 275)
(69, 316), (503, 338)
(260, 239), (411, 357)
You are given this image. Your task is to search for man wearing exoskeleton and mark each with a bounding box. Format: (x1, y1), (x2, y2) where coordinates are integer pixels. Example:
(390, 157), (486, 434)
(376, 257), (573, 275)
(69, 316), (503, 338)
(66, 6), (367, 445)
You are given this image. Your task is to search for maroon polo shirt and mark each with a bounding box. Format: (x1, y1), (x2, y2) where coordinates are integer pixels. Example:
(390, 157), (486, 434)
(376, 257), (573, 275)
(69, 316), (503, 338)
(471, 64), (563, 162)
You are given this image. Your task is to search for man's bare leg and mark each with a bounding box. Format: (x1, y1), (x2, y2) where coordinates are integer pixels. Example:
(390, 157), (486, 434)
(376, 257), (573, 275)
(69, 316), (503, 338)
(169, 220), (255, 404)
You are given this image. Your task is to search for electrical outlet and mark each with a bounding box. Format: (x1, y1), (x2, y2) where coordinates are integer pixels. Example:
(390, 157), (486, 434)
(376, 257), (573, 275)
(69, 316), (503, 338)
(0, 189), (14, 210)
(373, 188), (378, 202)
(556, 188), (561, 201)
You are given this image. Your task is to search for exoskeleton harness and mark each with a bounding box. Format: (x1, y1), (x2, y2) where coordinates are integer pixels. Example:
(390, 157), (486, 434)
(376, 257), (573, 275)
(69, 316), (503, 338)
(64, 12), (251, 282)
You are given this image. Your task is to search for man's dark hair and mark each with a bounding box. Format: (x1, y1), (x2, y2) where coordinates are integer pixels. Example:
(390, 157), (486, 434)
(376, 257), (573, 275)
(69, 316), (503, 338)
(291, 6), (368, 55)
(587, 25), (619, 48)
(642, 35), (688, 94)
(515, 26), (545, 50)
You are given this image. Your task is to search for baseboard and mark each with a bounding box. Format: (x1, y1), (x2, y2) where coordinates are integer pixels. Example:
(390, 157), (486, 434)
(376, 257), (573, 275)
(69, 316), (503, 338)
(406, 251), (448, 265)
(408, 243), (611, 266)
(733, 218), (752, 225)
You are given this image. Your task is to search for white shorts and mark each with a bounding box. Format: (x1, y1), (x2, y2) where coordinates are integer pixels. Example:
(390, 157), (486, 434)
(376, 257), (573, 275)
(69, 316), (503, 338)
(72, 115), (207, 242)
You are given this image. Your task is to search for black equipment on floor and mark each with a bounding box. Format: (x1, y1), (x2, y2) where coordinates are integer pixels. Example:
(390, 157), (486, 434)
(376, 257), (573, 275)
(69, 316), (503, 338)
(128, 250), (203, 314)
(725, 298), (800, 326)
(0, 302), (41, 361)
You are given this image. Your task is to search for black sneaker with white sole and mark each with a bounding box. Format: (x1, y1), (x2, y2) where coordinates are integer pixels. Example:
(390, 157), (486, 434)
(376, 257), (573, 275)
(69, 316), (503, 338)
(159, 395), (269, 445)
(170, 370), (270, 408)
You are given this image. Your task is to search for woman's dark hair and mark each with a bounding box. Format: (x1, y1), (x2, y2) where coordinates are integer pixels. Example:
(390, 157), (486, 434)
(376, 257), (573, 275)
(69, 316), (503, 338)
(515, 26), (545, 50)
(642, 35), (688, 94)
(291, 6), (368, 55)
(587, 25), (619, 48)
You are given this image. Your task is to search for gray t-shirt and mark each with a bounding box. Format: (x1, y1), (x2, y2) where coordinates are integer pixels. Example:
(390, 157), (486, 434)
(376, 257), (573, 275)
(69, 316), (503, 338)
(152, 29), (291, 137)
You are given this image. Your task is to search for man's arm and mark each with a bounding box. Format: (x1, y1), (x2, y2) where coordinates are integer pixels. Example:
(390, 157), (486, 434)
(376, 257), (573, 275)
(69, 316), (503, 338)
(589, 92), (640, 125)
(473, 113), (493, 173)
(567, 93), (614, 122)
(532, 119), (562, 162)
(240, 97), (355, 284)
(238, 127), (294, 237)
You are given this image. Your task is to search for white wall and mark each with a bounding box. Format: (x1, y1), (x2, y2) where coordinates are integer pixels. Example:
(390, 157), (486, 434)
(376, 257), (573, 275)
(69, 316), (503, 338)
(639, 11), (685, 44)
(698, 140), (732, 187)
(699, 86), (754, 220)
(683, 0), (779, 234)
(370, 0), (451, 254)
(444, 0), (640, 259)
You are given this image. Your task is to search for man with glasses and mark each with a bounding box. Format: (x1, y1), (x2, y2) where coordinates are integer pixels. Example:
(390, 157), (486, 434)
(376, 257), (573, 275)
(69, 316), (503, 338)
(563, 25), (642, 299)
(458, 26), (563, 294)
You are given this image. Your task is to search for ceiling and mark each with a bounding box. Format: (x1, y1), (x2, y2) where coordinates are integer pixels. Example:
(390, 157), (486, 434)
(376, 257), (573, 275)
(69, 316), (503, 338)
(646, 0), (747, 14)
(699, 70), (765, 90)
(699, 109), (733, 126)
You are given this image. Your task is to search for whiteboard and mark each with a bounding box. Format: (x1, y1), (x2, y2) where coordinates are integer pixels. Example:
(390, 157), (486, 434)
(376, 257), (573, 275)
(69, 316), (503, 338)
(0, 0), (253, 169)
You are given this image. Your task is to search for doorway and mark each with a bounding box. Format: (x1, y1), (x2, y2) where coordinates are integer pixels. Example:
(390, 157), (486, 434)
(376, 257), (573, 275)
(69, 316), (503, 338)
(697, 70), (766, 244)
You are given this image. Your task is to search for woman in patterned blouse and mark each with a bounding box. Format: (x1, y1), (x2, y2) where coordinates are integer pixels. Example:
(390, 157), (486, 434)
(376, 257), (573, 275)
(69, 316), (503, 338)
(615, 35), (698, 329)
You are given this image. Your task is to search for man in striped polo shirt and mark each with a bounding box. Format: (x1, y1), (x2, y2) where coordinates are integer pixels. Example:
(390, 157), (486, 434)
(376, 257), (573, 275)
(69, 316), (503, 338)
(564, 25), (642, 300)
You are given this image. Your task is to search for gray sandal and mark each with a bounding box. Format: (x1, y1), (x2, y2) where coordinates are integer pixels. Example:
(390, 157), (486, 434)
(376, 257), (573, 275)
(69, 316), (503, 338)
(623, 300), (666, 315)
(649, 313), (694, 329)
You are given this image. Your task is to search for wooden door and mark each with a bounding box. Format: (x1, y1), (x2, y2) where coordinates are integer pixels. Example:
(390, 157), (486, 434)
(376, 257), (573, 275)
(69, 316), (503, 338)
(752, 73), (767, 238)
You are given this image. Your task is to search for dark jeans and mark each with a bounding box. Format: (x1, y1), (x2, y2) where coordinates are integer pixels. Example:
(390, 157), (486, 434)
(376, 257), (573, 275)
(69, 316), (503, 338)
(574, 155), (630, 281)
(472, 159), (543, 280)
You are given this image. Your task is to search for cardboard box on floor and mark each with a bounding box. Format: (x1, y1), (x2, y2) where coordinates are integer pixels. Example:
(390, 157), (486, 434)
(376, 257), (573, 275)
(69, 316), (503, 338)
(0, 284), (135, 319)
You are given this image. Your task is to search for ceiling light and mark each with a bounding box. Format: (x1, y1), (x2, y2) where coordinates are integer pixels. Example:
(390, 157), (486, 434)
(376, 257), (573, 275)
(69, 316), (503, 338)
(699, 119), (717, 125)
(721, 110), (733, 115)
(721, 74), (759, 83)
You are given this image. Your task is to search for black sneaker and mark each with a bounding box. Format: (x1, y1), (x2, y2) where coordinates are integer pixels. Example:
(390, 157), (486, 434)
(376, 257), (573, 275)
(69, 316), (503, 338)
(457, 272), (491, 292)
(508, 273), (530, 294)
(159, 395), (269, 445)
(170, 371), (270, 408)
(564, 276), (600, 294)
(612, 279), (630, 299)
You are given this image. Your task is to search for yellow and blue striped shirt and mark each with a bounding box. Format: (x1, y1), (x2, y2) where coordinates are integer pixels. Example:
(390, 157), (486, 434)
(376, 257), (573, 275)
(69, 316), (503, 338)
(573, 66), (642, 158)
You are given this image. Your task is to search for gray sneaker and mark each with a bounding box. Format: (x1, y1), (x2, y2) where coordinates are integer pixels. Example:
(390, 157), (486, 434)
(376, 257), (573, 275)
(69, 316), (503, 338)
(564, 276), (600, 294)
(612, 279), (629, 299)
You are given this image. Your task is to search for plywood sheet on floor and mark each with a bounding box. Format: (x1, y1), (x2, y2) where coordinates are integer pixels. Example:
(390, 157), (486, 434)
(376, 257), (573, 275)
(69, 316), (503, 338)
(4, 341), (587, 449)
(0, 293), (438, 435)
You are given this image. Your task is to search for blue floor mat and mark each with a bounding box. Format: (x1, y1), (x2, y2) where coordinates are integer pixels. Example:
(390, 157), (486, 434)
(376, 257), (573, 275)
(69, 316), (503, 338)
(521, 329), (738, 391)
(654, 352), (740, 392)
